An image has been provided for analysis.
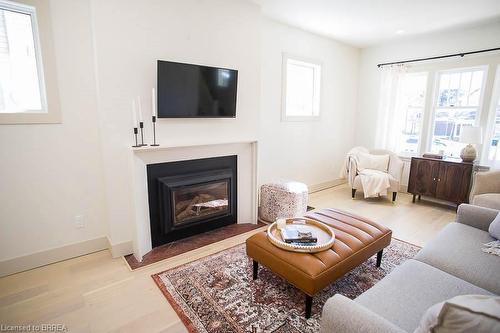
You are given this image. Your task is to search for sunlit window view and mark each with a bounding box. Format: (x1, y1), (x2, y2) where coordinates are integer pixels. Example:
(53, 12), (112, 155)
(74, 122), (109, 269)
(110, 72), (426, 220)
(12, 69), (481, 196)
(284, 57), (321, 118)
(430, 68), (485, 157)
(0, 4), (44, 113)
(394, 72), (427, 154)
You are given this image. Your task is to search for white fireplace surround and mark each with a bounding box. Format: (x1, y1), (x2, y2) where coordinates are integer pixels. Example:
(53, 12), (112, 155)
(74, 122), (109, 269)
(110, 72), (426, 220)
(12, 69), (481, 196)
(130, 140), (258, 261)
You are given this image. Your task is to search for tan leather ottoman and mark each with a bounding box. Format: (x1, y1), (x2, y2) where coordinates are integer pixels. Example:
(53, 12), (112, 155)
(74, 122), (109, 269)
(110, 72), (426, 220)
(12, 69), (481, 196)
(246, 208), (392, 318)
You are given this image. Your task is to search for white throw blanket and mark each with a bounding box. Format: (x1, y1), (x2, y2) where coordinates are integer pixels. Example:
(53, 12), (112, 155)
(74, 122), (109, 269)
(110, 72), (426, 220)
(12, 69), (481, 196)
(482, 240), (500, 257)
(358, 169), (391, 198)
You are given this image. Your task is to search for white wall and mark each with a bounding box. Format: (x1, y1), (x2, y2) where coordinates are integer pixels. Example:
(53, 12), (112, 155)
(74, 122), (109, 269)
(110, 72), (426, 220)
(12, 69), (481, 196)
(9, 0), (497, 269)
(89, 0), (262, 247)
(356, 21), (500, 149)
(259, 19), (359, 188)
(0, 0), (107, 261)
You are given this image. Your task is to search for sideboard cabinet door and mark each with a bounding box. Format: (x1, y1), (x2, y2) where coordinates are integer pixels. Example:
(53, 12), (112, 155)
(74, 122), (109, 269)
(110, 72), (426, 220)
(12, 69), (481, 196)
(435, 162), (472, 204)
(408, 158), (440, 196)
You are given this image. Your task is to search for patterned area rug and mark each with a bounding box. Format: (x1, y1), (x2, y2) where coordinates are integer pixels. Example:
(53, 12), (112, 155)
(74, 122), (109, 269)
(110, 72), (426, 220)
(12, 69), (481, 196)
(152, 239), (420, 333)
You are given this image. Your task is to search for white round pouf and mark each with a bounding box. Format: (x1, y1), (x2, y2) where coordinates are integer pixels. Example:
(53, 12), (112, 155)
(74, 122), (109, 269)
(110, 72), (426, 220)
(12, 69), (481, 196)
(259, 181), (309, 222)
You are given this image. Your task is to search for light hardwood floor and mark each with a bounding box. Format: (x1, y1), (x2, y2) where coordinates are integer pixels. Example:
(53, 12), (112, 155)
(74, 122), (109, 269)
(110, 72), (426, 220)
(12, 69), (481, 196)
(310, 184), (457, 247)
(0, 185), (456, 332)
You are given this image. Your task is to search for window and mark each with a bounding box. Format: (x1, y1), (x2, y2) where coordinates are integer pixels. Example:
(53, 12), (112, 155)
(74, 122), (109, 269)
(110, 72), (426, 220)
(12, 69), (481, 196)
(394, 72), (428, 154)
(378, 61), (500, 163)
(0, 0), (47, 114)
(282, 55), (321, 120)
(429, 67), (486, 157)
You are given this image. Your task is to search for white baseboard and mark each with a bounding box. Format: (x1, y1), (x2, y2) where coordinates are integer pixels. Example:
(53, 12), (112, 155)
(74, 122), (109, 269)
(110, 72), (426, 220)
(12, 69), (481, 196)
(309, 178), (346, 193)
(106, 236), (133, 258)
(399, 184), (408, 193)
(0, 236), (109, 278)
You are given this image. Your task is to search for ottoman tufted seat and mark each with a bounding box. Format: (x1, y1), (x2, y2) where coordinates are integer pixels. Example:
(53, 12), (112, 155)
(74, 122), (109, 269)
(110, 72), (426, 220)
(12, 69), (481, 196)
(259, 181), (308, 222)
(246, 208), (392, 318)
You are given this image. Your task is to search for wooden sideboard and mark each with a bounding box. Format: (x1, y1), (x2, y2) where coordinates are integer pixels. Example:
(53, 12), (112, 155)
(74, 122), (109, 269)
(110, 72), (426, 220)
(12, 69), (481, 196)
(407, 157), (473, 206)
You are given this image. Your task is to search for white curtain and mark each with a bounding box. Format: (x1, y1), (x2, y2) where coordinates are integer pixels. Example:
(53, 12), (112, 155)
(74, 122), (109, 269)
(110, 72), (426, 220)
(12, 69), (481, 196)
(375, 64), (408, 152)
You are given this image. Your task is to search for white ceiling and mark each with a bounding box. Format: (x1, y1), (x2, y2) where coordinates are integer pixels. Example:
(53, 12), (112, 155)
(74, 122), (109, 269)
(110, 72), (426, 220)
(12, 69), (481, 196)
(253, 0), (500, 48)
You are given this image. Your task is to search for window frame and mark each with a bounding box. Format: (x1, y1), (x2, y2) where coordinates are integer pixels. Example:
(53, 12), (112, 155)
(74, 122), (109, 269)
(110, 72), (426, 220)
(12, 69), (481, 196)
(426, 65), (488, 156)
(482, 65), (500, 167)
(281, 53), (322, 122)
(0, 0), (60, 124)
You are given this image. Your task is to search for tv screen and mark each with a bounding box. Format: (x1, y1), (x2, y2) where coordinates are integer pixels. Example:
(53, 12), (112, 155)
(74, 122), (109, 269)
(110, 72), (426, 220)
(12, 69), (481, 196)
(157, 60), (238, 118)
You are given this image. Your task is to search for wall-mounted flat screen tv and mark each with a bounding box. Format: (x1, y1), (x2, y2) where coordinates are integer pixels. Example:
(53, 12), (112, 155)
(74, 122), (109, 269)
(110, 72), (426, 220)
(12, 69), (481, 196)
(157, 60), (238, 118)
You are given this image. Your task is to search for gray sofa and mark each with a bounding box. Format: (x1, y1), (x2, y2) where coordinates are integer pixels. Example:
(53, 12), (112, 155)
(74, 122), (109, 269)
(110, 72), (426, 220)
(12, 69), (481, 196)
(320, 204), (500, 333)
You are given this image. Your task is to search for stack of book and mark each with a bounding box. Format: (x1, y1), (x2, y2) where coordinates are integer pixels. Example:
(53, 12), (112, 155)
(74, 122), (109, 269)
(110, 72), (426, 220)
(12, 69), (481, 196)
(422, 153), (443, 159)
(280, 226), (317, 246)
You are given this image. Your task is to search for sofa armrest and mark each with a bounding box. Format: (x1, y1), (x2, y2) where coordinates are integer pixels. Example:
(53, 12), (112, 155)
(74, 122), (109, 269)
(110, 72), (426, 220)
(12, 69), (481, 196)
(456, 204), (499, 232)
(320, 295), (406, 333)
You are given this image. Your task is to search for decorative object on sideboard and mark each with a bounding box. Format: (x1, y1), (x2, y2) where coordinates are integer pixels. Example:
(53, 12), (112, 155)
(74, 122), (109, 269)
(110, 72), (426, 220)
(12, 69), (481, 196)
(422, 153), (443, 159)
(459, 126), (483, 162)
(150, 88), (160, 146)
(131, 99), (141, 148)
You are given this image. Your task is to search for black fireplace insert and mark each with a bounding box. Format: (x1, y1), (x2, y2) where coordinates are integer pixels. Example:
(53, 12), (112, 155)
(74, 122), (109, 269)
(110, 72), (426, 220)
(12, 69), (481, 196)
(147, 156), (237, 248)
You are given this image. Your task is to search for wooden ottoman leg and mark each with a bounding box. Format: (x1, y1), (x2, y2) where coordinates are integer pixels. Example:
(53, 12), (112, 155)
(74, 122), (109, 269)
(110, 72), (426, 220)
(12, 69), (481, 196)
(351, 188), (356, 199)
(305, 295), (313, 319)
(376, 250), (383, 268)
(253, 260), (258, 280)
(392, 192), (397, 202)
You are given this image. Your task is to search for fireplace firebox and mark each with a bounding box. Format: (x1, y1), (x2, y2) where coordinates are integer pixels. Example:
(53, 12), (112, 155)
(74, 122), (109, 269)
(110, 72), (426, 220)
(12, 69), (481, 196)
(147, 156), (237, 248)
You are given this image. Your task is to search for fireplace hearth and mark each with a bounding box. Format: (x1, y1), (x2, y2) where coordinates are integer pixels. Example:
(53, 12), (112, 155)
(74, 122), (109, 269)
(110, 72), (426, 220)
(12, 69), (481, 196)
(147, 156), (237, 248)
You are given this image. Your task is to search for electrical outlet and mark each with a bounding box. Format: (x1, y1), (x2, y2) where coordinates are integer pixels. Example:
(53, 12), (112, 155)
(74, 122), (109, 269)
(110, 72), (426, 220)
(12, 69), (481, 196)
(75, 215), (85, 229)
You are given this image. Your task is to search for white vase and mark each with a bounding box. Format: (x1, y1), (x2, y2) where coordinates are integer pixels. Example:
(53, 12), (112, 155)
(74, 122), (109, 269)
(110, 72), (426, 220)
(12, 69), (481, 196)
(460, 144), (476, 162)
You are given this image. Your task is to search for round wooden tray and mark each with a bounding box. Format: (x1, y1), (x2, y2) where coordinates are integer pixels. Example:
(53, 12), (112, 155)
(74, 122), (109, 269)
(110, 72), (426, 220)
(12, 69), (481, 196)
(267, 218), (335, 253)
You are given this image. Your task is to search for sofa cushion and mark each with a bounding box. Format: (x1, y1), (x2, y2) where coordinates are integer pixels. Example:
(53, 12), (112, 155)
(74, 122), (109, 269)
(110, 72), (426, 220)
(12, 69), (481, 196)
(355, 259), (492, 332)
(472, 193), (500, 210)
(414, 222), (500, 294)
(414, 295), (500, 333)
(489, 212), (500, 239)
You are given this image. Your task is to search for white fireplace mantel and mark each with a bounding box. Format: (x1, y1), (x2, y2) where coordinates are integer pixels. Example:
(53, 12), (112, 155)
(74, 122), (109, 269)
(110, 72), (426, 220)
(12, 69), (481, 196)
(129, 140), (258, 261)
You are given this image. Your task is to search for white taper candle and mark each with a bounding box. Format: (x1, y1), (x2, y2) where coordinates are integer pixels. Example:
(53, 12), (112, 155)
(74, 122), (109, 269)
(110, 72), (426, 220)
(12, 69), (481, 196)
(152, 87), (156, 117)
(132, 100), (137, 127)
(137, 96), (143, 122)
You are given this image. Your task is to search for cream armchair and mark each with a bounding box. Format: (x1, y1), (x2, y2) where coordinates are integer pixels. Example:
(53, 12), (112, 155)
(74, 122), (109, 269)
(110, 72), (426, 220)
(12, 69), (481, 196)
(469, 170), (500, 210)
(347, 149), (404, 202)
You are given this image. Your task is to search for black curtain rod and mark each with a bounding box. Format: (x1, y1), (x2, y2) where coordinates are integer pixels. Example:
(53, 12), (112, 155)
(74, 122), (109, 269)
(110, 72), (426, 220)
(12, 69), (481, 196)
(377, 47), (500, 68)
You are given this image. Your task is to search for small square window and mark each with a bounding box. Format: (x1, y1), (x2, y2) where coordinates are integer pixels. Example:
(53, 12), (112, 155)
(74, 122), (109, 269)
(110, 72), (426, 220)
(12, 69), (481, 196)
(282, 55), (321, 121)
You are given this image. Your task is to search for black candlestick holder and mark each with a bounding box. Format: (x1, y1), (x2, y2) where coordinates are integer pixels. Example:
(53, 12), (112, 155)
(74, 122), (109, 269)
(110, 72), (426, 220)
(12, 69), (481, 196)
(139, 121), (146, 146)
(150, 115), (160, 146)
(132, 127), (141, 147)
